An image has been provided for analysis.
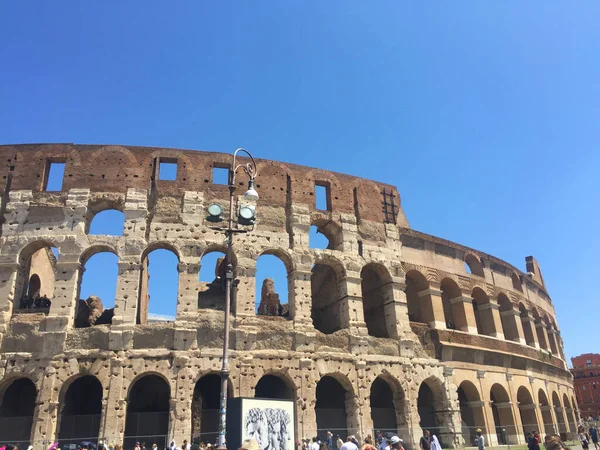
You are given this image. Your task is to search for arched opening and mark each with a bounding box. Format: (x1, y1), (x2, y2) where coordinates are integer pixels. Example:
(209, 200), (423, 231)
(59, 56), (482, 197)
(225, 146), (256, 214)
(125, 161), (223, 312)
(545, 317), (559, 355)
(138, 248), (179, 324)
(457, 381), (485, 446)
(417, 381), (441, 442)
(361, 263), (393, 338)
(0, 378), (36, 444)
(405, 270), (429, 325)
(309, 219), (342, 250)
(17, 243), (57, 311)
(563, 394), (576, 440)
(471, 288), (495, 336)
(58, 376), (103, 444)
(315, 376), (350, 440)
(519, 304), (536, 346)
(511, 273), (523, 293)
(87, 209), (125, 236)
(498, 295), (518, 341)
(76, 250), (118, 327)
(440, 278), (461, 330)
(192, 374), (232, 444)
(311, 259), (345, 334)
(256, 254), (290, 318)
(198, 250), (235, 312)
(465, 254), (484, 277)
(538, 390), (555, 436)
(532, 309), (549, 350)
(124, 375), (170, 450)
(255, 374), (294, 400)
(490, 384), (516, 444)
(552, 392), (567, 440)
(517, 386), (538, 439)
(370, 377), (398, 436)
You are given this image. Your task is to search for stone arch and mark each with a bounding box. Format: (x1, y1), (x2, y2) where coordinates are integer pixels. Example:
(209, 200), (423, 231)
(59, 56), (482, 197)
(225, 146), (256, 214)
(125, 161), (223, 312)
(537, 389), (555, 436)
(198, 245), (238, 313)
(88, 145), (139, 168)
(192, 372), (233, 444)
(124, 373), (171, 450)
(315, 373), (357, 440)
(552, 391), (567, 439)
(57, 375), (103, 444)
(311, 256), (347, 334)
(15, 240), (59, 311)
(440, 278), (461, 330)
(370, 373), (409, 439)
(531, 308), (549, 350)
(255, 372), (296, 400)
(310, 215), (343, 250)
(498, 294), (519, 341)
(85, 195), (126, 235)
(361, 263), (393, 338)
(457, 380), (485, 446)
(405, 269), (430, 324)
(471, 287), (494, 336)
(464, 253), (485, 277)
(517, 386), (538, 437)
(417, 377), (448, 445)
(0, 377), (37, 445)
(255, 249), (293, 318)
(490, 383), (517, 444)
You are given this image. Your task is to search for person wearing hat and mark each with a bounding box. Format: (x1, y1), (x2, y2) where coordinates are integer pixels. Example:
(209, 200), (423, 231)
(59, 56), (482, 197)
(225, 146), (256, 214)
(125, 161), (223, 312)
(389, 436), (403, 450)
(475, 429), (485, 450)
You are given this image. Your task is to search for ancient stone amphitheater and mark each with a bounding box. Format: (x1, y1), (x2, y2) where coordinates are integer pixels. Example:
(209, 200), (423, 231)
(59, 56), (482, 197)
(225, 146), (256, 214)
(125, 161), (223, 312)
(0, 144), (576, 449)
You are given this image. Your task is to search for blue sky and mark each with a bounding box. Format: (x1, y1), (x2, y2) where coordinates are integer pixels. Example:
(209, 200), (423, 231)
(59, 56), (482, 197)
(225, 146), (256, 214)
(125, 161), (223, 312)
(1, 2), (599, 363)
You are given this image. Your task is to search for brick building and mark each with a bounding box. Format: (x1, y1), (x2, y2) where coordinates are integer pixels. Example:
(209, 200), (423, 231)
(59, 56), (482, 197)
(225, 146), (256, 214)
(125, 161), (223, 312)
(572, 354), (600, 419)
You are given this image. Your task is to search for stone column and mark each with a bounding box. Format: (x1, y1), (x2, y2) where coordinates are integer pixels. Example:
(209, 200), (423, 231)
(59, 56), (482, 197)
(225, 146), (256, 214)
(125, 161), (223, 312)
(340, 275), (368, 333)
(417, 287), (446, 329)
(547, 329), (560, 356)
(521, 316), (539, 348)
(478, 302), (504, 338)
(291, 269), (315, 352)
(535, 321), (550, 350)
(0, 262), (20, 346)
(102, 360), (127, 445)
(481, 400), (499, 447)
(440, 370), (463, 448)
(234, 262), (257, 318)
(30, 366), (61, 445)
(177, 260), (200, 321)
(45, 260), (81, 332)
(171, 359), (194, 443)
(112, 260), (143, 326)
(298, 358), (316, 441)
(384, 277), (410, 339)
(448, 295), (478, 334)
(499, 306), (526, 344)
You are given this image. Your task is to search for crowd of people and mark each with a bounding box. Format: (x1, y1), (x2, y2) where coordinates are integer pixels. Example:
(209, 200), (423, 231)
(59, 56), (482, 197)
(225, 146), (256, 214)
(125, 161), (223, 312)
(298, 429), (442, 450)
(524, 429), (572, 450)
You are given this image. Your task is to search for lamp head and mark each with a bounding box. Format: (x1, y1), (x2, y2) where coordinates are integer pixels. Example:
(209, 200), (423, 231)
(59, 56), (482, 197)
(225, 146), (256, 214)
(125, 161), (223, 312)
(244, 178), (259, 201)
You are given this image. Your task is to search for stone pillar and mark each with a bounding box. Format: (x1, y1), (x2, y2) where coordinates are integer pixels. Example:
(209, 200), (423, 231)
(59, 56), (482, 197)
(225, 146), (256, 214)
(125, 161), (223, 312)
(521, 316), (539, 348)
(448, 295), (478, 334)
(45, 260), (81, 331)
(290, 269), (312, 326)
(340, 275), (368, 334)
(177, 260), (200, 321)
(171, 359), (194, 443)
(30, 367), (61, 445)
(478, 302), (504, 338)
(384, 280), (410, 338)
(112, 260), (143, 325)
(298, 358), (316, 441)
(440, 370), (463, 448)
(102, 360), (127, 444)
(535, 321), (550, 350)
(547, 329), (559, 356)
(234, 261), (257, 318)
(0, 262), (20, 346)
(500, 307), (526, 344)
(481, 400), (499, 447)
(417, 287), (446, 329)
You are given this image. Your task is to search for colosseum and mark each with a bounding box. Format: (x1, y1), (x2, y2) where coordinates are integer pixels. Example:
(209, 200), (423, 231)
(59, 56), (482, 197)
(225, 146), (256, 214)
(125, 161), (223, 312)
(0, 144), (577, 449)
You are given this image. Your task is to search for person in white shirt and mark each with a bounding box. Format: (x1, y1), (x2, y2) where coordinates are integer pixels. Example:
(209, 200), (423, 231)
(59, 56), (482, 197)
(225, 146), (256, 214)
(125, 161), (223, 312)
(340, 436), (359, 450)
(311, 437), (320, 450)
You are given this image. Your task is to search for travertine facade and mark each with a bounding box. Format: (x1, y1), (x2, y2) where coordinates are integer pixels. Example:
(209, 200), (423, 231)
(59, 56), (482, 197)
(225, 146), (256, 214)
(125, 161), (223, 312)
(0, 144), (577, 449)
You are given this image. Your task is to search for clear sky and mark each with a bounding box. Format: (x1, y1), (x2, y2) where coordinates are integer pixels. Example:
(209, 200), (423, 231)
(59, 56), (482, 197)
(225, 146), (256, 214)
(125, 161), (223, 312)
(1, 2), (599, 363)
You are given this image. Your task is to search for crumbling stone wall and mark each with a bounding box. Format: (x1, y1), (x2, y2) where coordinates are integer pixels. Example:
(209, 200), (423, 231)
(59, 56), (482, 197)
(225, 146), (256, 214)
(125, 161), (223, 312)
(0, 144), (576, 449)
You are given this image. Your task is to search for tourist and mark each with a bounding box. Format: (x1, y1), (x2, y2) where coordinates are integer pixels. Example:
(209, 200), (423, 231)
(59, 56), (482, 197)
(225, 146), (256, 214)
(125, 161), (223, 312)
(430, 433), (441, 450)
(336, 436), (343, 450)
(474, 429), (485, 450)
(376, 433), (386, 450)
(311, 437), (320, 450)
(581, 431), (591, 450)
(114, 445), (122, 450)
(590, 424), (600, 450)
(340, 436), (359, 450)
(183, 441), (190, 450)
(528, 431), (540, 450)
(327, 432), (333, 450)
(388, 436), (403, 450)
(545, 438), (570, 450)
(320, 442), (329, 450)
(419, 431), (431, 450)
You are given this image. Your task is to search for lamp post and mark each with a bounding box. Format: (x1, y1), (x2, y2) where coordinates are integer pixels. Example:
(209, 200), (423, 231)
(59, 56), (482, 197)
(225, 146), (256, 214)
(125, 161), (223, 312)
(208, 148), (259, 450)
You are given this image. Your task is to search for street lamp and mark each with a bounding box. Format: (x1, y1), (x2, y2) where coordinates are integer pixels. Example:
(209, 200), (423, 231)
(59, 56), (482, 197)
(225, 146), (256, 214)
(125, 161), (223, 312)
(208, 148), (259, 450)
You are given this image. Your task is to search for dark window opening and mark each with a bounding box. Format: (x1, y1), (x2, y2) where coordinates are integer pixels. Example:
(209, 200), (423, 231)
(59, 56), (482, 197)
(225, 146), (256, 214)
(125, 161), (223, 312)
(213, 167), (229, 185)
(158, 159), (177, 181)
(44, 161), (66, 192)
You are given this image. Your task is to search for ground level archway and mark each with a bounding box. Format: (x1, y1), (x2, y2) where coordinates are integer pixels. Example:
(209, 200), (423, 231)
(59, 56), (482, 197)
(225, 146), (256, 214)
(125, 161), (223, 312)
(58, 375), (103, 444)
(0, 378), (37, 445)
